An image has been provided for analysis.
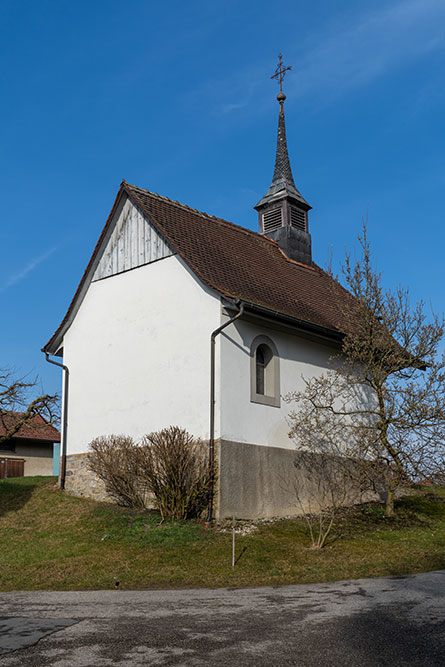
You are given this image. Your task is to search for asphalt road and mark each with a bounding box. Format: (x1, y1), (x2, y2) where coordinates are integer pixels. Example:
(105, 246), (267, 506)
(0, 571), (443, 666)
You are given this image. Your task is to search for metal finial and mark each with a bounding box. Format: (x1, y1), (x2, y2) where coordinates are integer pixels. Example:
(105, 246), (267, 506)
(271, 53), (292, 102)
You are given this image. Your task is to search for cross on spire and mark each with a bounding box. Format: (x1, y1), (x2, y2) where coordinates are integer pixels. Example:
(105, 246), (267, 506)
(271, 53), (292, 96)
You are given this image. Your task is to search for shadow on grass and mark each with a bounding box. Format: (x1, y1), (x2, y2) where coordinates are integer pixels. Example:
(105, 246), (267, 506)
(0, 478), (38, 518)
(234, 546), (248, 565)
(386, 552), (445, 580)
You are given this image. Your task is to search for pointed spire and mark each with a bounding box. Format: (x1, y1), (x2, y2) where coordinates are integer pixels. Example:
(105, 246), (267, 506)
(255, 55), (310, 209)
(272, 97), (296, 187)
(255, 99), (310, 207)
(254, 55), (312, 265)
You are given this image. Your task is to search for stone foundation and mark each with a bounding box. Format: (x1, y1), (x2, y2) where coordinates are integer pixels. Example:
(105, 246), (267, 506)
(63, 453), (111, 502)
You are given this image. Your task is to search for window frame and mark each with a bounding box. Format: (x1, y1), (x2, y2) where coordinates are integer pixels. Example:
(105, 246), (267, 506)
(250, 335), (280, 408)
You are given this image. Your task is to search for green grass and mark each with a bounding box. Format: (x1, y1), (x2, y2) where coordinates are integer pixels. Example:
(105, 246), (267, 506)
(0, 477), (444, 591)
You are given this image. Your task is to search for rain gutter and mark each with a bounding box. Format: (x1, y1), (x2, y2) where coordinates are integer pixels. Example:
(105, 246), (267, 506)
(43, 352), (69, 491)
(232, 299), (344, 342)
(207, 301), (244, 522)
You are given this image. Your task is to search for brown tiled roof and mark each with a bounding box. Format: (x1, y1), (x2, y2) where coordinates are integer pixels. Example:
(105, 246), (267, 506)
(44, 181), (352, 352)
(0, 412), (60, 442)
(125, 183), (349, 333)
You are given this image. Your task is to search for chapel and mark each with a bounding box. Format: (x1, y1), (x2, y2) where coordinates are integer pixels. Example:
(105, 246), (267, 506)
(43, 58), (352, 518)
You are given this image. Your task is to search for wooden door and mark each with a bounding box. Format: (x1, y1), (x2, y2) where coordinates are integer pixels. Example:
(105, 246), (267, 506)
(0, 458), (25, 479)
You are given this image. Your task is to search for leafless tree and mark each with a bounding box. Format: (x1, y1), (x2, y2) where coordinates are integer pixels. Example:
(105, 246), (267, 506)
(0, 367), (59, 444)
(286, 225), (445, 516)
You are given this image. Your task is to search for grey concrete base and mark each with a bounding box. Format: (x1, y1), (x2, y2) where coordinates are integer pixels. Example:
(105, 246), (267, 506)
(216, 439), (378, 520)
(217, 439), (300, 519)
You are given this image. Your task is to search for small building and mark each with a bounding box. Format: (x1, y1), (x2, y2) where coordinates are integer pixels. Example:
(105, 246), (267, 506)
(0, 413), (61, 478)
(42, 79), (356, 518)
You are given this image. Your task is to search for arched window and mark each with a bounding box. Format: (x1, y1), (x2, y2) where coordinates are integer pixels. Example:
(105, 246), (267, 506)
(250, 336), (280, 407)
(255, 346), (265, 395)
(255, 344), (271, 395)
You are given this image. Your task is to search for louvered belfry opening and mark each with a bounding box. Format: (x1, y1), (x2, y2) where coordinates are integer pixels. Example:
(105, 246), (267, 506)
(254, 77), (312, 265)
(262, 207), (283, 234)
(261, 203), (307, 235)
(290, 206), (307, 232)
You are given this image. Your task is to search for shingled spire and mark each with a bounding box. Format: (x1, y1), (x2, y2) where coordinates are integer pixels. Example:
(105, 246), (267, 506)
(255, 55), (312, 265)
(272, 99), (295, 185)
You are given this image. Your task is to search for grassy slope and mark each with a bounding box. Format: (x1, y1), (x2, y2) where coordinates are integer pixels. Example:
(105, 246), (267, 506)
(0, 477), (444, 591)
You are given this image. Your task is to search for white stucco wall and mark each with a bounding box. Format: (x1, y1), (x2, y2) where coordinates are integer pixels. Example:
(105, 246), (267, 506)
(219, 317), (338, 450)
(62, 255), (221, 454)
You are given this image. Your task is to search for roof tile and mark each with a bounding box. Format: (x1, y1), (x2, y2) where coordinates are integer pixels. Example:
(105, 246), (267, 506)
(0, 412), (61, 442)
(125, 183), (349, 332)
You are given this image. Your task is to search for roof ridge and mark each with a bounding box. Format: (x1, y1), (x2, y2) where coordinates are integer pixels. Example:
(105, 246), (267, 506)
(123, 181), (279, 250)
(124, 181), (234, 223)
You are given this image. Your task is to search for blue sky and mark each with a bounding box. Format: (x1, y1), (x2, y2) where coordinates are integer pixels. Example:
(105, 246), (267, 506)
(1, 0), (444, 398)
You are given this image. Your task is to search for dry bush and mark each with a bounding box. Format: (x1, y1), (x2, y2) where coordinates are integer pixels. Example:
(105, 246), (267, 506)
(87, 428), (215, 519)
(293, 450), (366, 549)
(138, 426), (215, 520)
(88, 435), (146, 508)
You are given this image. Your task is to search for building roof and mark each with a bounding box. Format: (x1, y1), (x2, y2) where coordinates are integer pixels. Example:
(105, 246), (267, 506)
(125, 183), (349, 328)
(44, 181), (354, 353)
(0, 412), (61, 443)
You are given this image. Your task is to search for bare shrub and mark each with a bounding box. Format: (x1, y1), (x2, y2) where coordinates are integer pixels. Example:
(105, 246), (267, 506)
(293, 450), (365, 549)
(87, 428), (215, 519)
(88, 435), (146, 508)
(138, 426), (215, 520)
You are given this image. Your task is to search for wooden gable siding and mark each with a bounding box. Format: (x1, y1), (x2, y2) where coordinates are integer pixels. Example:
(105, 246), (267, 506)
(92, 198), (173, 281)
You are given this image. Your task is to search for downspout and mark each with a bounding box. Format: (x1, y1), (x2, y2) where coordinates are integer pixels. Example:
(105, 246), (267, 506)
(207, 301), (244, 522)
(43, 351), (69, 491)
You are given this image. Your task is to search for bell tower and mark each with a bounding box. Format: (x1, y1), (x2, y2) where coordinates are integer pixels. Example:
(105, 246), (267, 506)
(255, 55), (312, 265)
